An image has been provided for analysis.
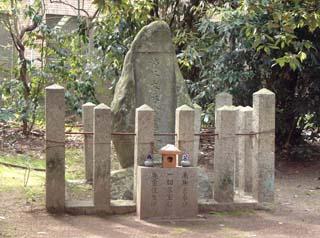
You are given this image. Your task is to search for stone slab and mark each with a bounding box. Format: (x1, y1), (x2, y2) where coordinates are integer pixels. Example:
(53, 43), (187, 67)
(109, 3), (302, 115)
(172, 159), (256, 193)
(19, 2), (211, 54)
(65, 200), (136, 215)
(198, 199), (258, 212)
(137, 166), (198, 220)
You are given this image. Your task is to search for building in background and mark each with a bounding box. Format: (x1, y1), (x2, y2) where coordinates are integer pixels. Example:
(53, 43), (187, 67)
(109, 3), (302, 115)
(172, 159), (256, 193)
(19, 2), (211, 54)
(0, 0), (97, 82)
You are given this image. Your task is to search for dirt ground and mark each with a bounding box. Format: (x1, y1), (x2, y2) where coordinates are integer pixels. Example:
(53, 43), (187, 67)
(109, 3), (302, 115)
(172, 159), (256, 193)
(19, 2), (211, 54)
(0, 159), (319, 238)
(1, 125), (320, 237)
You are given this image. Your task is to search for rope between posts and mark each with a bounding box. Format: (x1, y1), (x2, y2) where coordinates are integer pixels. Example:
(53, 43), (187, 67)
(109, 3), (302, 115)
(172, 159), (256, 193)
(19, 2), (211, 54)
(235, 129), (275, 136)
(47, 130), (275, 140)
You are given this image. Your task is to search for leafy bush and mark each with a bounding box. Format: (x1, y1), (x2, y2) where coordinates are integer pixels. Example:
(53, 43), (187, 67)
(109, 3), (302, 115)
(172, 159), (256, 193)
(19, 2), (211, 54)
(184, 0), (320, 148)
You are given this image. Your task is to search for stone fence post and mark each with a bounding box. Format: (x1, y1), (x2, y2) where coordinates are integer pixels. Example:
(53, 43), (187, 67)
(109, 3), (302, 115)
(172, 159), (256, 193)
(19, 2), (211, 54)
(253, 89), (275, 204)
(214, 106), (237, 203)
(45, 84), (65, 213)
(93, 104), (111, 213)
(134, 104), (155, 202)
(175, 105), (195, 166)
(193, 104), (202, 166)
(82, 102), (95, 183)
(215, 92), (233, 120)
(238, 106), (253, 194)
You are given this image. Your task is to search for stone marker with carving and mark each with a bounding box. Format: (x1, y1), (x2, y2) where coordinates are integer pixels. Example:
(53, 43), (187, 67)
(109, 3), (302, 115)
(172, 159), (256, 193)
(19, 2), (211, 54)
(111, 20), (192, 168)
(137, 166), (198, 220)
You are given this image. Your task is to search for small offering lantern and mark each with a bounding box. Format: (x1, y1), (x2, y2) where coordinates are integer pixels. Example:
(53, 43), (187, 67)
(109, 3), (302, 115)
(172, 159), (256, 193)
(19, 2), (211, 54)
(159, 144), (182, 168)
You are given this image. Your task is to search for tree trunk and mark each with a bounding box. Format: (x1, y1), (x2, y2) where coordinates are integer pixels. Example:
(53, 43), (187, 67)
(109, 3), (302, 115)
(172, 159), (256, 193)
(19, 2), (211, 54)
(18, 48), (31, 136)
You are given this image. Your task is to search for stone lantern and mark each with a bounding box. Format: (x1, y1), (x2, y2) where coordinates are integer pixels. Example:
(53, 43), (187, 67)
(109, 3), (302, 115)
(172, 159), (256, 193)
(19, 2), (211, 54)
(159, 144), (182, 168)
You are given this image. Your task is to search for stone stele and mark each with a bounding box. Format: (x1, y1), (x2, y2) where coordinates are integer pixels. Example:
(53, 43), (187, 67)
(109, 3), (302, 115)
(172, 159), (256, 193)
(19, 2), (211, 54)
(111, 20), (192, 168)
(137, 166), (198, 220)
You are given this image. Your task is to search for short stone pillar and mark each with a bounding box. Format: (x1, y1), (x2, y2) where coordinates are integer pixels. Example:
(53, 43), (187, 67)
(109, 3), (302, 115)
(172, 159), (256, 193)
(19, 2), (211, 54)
(134, 104), (155, 202)
(235, 106), (244, 189)
(45, 84), (65, 213)
(214, 106), (237, 203)
(93, 104), (111, 213)
(253, 89), (275, 204)
(193, 104), (202, 166)
(82, 102), (95, 182)
(175, 105), (195, 165)
(215, 92), (233, 115)
(137, 167), (198, 220)
(237, 106), (253, 194)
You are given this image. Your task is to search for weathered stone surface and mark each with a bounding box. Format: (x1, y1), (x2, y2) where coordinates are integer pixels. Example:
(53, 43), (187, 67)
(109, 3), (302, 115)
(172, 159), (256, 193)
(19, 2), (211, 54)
(252, 88), (275, 204)
(215, 92), (233, 113)
(82, 102), (95, 182)
(45, 84), (65, 213)
(235, 106), (244, 189)
(213, 106), (237, 203)
(111, 20), (192, 168)
(175, 105), (195, 165)
(238, 106), (253, 194)
(134, 104), (154, 202)
(197, 167), (213, 199)
(193, 104), (202, 166)
(137, 167), (198, 219)
(93, 104), (111, 213)
(110, 167), (211, 201)
(111, 167), (134, 200)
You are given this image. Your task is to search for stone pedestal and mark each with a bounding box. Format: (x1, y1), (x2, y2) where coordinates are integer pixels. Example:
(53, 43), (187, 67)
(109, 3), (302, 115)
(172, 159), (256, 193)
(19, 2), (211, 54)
(137, 167), (198, 220)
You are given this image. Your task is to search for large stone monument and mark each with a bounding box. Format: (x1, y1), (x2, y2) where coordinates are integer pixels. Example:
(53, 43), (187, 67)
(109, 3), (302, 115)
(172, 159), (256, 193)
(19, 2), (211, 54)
(111, 21), (192, 168)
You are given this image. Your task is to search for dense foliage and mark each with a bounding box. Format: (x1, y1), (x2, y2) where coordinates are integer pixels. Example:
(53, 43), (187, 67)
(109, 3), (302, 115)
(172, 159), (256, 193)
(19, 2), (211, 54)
(188, 1), (320, 149)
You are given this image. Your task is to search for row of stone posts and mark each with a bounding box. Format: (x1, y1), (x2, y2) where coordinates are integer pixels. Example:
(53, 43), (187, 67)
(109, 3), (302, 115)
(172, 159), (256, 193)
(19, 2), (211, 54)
(46, 84), (200, 214)
(133, 104), (197, 202)
(46, 83), (275, 214)
(214, 88), (275, 205)
(45, 84), (112, 213)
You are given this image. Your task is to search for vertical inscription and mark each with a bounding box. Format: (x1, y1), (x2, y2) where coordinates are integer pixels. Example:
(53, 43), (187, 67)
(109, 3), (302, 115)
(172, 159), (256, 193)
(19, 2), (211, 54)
(166, 173), (174, 208)
(182, 171), (189, 207)
(138, 167), (198, 219)
(149, 56), (161, 116)
(149, 56), (162, 147)
(151, 172), (159, 206)
(135, 52), (176, 150)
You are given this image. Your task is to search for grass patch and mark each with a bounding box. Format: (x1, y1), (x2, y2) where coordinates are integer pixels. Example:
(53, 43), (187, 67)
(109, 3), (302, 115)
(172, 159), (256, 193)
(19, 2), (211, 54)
(65, 148), (85, 180)
(0, 148), (88, 204)
(0, 165), (45, 205)
(0, 153), (45, 170)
